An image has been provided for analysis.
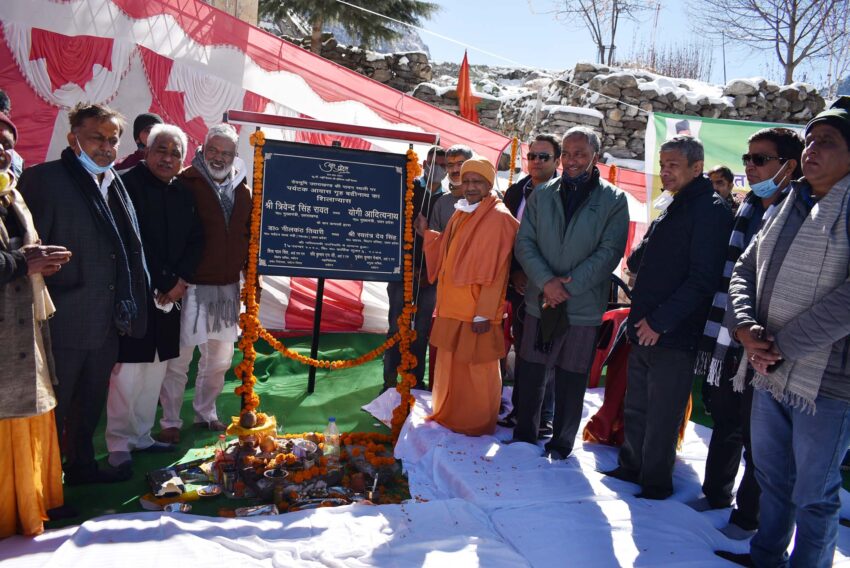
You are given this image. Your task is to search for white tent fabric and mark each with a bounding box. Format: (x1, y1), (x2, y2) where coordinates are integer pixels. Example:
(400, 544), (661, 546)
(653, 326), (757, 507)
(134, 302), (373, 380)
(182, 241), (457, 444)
(5, 389), (850, 567)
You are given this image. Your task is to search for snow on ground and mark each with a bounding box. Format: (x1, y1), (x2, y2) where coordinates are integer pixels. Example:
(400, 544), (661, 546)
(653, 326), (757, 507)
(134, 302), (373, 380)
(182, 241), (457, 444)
(4, 389), (850, 567)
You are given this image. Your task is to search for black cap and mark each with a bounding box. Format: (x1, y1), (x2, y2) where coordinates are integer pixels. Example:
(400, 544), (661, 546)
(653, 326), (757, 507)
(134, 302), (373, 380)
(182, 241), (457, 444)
(133, 112), (163, 143)
(805, 96), (850, 148)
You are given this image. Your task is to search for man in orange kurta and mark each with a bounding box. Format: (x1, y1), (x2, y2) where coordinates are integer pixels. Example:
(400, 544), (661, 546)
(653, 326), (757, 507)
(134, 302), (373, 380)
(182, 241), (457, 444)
(415, 157), (519, 436)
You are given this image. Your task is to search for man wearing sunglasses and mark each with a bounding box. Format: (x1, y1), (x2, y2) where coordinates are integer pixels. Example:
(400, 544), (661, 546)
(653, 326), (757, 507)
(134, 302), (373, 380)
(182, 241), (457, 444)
(512, 127), (629, 460)
(723, 97), (850, 568)
(499, 134), (561, 433)
(606, 135), (733, 499)
(691, 128), (801, 541)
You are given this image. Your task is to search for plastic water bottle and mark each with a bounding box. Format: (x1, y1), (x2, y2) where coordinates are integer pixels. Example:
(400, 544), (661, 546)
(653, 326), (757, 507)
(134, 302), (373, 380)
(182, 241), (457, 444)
(324, 417), (340, 469)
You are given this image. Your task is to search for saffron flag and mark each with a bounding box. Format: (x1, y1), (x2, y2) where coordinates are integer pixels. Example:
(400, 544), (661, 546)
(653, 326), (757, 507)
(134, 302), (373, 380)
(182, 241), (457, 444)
(457, 51), (480, 124)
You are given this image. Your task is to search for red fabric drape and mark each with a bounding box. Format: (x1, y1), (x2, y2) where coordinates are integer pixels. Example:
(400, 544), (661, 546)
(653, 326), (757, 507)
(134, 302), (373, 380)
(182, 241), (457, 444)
(295, 113), (373, 151)
(29, 29), (114, 91)
(138, 47), (208, 148)
(285, 279), (365, 332)
(0, 27), (60, 164)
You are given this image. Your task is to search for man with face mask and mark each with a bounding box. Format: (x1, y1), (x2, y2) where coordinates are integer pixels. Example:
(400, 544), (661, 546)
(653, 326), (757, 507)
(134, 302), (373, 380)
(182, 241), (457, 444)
(383, 146), (446, 392)
(512, 127), (630, 460)
(19, 103), (148, 485)
(156, 123), (251, 444)
(689, 128), (801, 540)
(605, 136), (733, 499)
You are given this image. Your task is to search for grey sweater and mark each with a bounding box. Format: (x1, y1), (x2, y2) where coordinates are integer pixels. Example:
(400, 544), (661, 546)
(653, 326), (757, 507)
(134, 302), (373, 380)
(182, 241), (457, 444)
(730, 189), (850, 402)
(429, 191), (462, 232)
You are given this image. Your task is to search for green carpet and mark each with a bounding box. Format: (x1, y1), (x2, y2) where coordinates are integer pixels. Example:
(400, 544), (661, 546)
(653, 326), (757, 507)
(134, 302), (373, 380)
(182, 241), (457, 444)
(49, 333), (390, 527)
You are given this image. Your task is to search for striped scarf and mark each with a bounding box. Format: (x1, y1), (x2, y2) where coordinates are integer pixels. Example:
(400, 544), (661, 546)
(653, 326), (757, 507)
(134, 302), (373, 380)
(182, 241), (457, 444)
(694, 190), (786, 387)
(751, 178), (850, 412)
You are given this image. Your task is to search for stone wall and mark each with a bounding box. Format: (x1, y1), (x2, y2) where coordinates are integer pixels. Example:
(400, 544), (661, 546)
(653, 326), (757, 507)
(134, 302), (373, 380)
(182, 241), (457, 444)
(277, 35), (827, 161)
(500, 63), (825, 160)
(282, 34), (432, 93)
(409, 83), (502, 130)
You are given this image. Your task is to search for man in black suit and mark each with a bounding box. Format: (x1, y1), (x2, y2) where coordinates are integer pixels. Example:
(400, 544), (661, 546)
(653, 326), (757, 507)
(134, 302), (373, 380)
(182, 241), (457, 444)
(20, 103), (148, 485)
(499, 133), (560, 435)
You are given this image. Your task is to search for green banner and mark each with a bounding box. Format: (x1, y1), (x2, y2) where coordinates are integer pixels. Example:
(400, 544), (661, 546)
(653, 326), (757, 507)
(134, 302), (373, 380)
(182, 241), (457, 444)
(644, 112), (802, 220)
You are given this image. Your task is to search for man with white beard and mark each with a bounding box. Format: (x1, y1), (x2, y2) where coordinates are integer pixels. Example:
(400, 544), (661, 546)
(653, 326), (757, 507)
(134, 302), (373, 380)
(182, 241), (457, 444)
(156, 123), (251, 443)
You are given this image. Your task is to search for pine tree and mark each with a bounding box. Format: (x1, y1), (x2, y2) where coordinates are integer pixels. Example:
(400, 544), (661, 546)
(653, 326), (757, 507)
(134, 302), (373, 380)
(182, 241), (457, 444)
(260, 0), (439, 54)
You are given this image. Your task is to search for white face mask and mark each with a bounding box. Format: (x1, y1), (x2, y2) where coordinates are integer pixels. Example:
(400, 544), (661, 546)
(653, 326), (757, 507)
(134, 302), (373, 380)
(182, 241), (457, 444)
(653, 190), (675, 212)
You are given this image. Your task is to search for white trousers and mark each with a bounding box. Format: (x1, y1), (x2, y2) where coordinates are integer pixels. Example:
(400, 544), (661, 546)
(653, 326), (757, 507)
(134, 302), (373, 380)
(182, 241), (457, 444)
(159, 339), (233, 429)
(105, 355), (168, 452)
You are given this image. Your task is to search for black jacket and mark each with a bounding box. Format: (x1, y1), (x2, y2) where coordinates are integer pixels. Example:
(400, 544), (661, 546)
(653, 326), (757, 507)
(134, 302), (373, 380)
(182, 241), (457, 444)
(627, 175), (733, 351)
(503, 175), (532, 304)
(19, 151), (148, 350)
(117, 163), (204, 363)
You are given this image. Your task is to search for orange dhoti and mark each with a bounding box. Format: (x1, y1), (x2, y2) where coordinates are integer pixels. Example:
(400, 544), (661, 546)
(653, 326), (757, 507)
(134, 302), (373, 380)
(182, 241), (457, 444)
(0, 410), (64, 537)
(428, 317), (506, 436)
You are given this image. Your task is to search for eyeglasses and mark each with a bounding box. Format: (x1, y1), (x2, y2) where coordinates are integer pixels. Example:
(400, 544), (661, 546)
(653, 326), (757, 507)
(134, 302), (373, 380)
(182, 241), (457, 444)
(742, 153), (786, 167)
(527, 152), (552, 162)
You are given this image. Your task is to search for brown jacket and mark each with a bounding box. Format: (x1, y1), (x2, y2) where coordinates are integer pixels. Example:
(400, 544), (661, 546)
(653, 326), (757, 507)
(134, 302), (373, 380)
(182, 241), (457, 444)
(0, 192), (57, 419)
(178, 166), (251, 285)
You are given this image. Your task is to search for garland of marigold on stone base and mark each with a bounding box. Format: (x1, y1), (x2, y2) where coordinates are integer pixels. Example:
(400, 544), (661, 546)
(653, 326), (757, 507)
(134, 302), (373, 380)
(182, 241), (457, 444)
(236, 129), (420, 440)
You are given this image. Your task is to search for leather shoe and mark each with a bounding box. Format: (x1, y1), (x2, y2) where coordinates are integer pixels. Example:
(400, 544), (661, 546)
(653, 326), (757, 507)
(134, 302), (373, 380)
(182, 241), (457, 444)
(136, 441), (176, 453)
(545, 449), (568, 461)
(194, 419), (227, 432)
(635, 487), (673, 500)
(156, 427), (181, 444)
(47, 504), (79, 521)
(714, 551), (755, 567)
(497, 413), (517, 428)
(64, 464), (132, 486)
(600, 467), (639, 484)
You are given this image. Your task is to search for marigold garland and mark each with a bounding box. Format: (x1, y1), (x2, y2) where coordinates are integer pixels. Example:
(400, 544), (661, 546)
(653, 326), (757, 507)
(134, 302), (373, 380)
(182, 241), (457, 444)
(507, 136), (519, 187)
(237, 131), (420, 440)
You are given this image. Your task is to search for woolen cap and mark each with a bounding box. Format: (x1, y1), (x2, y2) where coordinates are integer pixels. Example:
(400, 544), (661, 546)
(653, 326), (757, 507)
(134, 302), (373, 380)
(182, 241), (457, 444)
(0, 112), (18, 142)
(460, 156), (495, 187)
(133, 112), (163, 142)
(805, 96), (850, 148)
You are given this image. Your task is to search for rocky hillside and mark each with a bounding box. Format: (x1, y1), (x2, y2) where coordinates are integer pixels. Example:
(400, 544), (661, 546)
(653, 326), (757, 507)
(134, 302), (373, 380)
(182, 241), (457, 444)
(271, 32), (826, 164)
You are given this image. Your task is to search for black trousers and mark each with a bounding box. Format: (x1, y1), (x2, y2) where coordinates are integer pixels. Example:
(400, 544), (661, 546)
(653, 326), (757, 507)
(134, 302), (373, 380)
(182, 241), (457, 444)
(383, 280), (437, 390)
(618, 344), (695, 496)
(507, 293), (554, 422)
(514, 359), (589, 456)
(703, 370), (760, 530)
(53, 331), (119, 476)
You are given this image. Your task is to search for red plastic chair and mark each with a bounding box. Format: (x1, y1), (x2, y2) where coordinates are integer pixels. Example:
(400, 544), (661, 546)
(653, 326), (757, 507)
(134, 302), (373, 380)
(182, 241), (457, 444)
(588, 308), (630, 388)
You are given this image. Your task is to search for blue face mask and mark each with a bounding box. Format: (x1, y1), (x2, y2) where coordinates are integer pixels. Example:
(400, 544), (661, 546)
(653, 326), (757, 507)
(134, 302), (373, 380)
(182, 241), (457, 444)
(75, 139), (114, 175)
(749, 164), (788, 198)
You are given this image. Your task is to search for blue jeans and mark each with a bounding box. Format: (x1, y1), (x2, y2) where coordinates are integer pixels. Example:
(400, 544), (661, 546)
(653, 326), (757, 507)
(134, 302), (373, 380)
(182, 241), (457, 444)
(750, 389), (850, 568)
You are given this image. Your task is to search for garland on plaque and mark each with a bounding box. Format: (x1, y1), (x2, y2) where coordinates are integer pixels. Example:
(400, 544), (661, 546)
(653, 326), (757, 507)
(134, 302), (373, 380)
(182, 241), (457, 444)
(236, 130), (420, 439)
(507, 136), (518, 186)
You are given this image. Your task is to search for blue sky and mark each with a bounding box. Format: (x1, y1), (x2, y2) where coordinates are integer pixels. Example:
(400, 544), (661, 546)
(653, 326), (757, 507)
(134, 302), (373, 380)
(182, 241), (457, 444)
(423, 1), (830, 86)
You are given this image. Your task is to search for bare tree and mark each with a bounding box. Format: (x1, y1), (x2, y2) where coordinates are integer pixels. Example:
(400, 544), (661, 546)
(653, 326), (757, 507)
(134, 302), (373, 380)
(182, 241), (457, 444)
(823, 6), (850, 98)
(687, 0), (849, 85)
(549, 0), (657, 65)
(620, 38), (714, 81)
